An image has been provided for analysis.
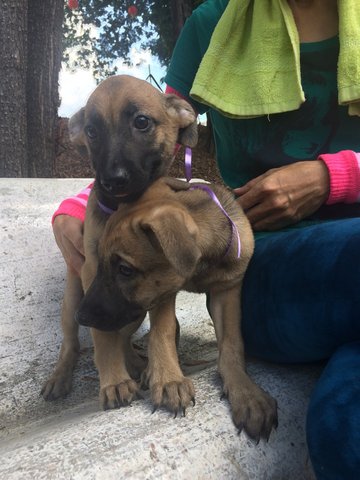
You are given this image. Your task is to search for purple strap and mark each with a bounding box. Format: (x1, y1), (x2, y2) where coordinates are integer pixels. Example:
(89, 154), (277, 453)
(185, 147), (241, 258)
(185, 146), (193, 183)
(97, 200), (116, 215)
(96, 147), (241, 258)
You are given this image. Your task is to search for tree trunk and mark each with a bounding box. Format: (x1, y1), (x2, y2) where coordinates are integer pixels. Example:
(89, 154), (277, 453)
(0, 0), (64, 177)
(27, 0), (64, 177)
(0, 0), (28, 176)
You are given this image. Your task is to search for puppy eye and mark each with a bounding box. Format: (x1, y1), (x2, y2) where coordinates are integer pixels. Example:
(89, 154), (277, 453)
(85, 125), (98, 140)
(118, 262), (135, 277)
(110, 255), (136, 278)
(134, 115), (150, 131)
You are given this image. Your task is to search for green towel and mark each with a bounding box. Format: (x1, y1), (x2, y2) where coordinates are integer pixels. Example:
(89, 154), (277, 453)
(190, 0), (360, 118)
(338, 0), (360, 116)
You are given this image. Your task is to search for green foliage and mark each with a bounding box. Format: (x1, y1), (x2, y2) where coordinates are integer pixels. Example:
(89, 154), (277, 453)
(63, 1), (201, 81)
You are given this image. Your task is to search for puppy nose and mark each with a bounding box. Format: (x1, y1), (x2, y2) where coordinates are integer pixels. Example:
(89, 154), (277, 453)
(100, 170), (130, 193)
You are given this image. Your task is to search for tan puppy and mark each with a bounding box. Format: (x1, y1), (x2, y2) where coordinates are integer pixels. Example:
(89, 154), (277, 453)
(77, 177), (278, 442)
(41, 75), (197, 404)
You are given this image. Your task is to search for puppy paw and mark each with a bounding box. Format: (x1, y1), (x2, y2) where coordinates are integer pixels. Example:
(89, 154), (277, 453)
(151, 377), (195, 416)
(100, 379), (140, 410)
(41, 373), (73, 400)
(225, 381), (278, 443)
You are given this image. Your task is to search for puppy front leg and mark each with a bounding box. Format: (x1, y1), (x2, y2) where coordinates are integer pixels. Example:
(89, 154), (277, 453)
(209, 285), (278, 442)
(42, 269), (82, 400)
(91, 319), (144, 410)
(144, 295), (195, 416)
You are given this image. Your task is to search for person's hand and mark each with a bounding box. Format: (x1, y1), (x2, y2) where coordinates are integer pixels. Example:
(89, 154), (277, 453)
(53, 215), (85, 275)
(234, 161), (330, 231)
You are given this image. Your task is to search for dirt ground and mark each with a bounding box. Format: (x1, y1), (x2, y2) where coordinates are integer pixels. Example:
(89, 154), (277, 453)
(54, 117), (223, 184)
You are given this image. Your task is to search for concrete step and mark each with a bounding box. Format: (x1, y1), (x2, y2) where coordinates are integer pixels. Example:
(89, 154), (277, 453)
(0, 179), (319, 479)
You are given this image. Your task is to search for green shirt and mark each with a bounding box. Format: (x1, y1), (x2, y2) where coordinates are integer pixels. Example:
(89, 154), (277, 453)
(165, 0), (360, 189)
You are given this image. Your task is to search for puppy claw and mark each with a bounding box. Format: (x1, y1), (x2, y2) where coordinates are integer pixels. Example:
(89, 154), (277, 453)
(229, 386), (278, 443)
(149, 377), (195, 416)
(152, 405), (159, 414)
(100, 378), (139, 410)
(41, 374), (72, 401)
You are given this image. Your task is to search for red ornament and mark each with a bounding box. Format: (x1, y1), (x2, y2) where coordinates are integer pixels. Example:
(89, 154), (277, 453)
(68, 0), (79, 10)
(127, 5), (138, 17)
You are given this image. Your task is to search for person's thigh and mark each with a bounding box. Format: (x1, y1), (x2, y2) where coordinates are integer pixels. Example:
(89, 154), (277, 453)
(241, 218), (360, 363)
(306, 341), (360, 479)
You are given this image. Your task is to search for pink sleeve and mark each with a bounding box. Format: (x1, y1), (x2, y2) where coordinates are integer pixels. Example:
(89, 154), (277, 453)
(52, 182), (94, 224)
(165, 84), (189, 100)
(318, 151), (360, 205)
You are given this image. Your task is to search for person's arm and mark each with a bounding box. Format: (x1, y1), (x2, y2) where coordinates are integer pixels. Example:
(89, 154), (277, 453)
(234, 161), (329, 231)
(52, 183), (93, 275)
(165, 94), (360, 227)
(164, 4), (217, 116)
(235, 151), (360, 231)
(52, 183), (93, 224)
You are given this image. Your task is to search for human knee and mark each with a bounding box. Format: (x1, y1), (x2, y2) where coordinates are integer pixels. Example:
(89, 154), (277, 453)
(307, 342), (360, 479)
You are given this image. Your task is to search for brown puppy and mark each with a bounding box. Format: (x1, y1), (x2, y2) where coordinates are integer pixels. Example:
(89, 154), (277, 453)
(77, 177), (278, 442)
(41, 75), (198, 404)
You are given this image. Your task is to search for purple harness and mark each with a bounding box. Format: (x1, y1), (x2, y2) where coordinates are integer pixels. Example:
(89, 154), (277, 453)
(97, 147), (241, 258)
(184, 147), (241, 258)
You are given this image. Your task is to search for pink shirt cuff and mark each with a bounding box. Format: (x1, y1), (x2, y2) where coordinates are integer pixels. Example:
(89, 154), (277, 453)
(165, 85), (189, 101)
(318, 151), (360, 205)
(52, 183), (93, 224)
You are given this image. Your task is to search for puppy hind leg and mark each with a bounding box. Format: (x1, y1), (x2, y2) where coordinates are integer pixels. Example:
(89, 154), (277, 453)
(42, 269), (82, 400)
(123, 318), (148, 380)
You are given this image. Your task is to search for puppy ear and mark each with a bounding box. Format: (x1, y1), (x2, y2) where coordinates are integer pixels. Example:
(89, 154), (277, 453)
(165, 95), (198, 147)
(68, 108), (88, 157)
(140, 205), (201, 278)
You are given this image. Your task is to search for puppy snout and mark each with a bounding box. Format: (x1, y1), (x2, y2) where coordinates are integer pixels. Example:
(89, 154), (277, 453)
(100, 169), (130, 193)
(75, 308), (98, 327)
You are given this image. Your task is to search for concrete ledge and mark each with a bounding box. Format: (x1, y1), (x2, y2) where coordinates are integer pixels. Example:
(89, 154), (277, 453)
(0, 179), (319, 479)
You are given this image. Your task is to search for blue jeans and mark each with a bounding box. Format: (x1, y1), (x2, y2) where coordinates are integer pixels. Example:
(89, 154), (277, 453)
(241, 218), (360, 479)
